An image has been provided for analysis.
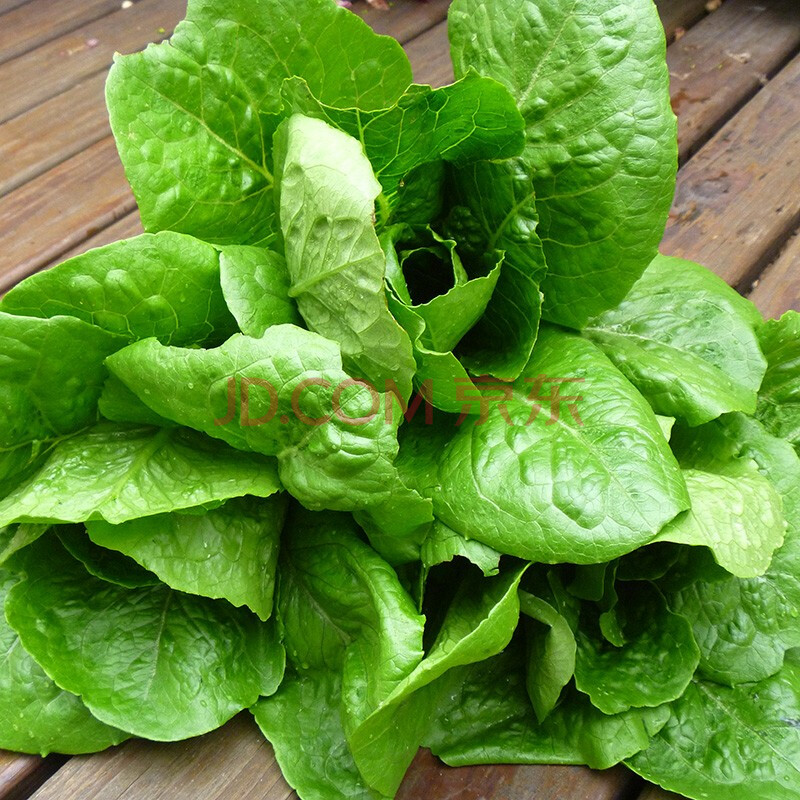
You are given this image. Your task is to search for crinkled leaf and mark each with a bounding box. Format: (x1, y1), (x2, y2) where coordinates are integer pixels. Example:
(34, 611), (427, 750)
(421, 520), (501, 577)
(584, 254), (766, 425)
(219, 246), (302, 337)
(425, 643), (669, 770)
(627, 652), (800, 800)
(106, 0), (411, 243)
(0, 567), (129, 755)
(449, 0), (677, 328)
(405, 327), (689, 563)
(283, 72), (525, 213)
(574, 582), (699, 714)
(107, 326), (401, 511)
(6, 536), (284, 741)
(276, 115), (416, 399)
(757, 310), (800, 449)
(87, 496), (287, 620)
(1, 232), (237, 346)
(0, 312), (126, 448)
(0, 423), (281, 527)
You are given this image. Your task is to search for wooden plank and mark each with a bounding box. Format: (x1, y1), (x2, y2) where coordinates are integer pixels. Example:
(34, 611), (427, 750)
(27, 716), (293, 800)
(24, 713), (637, 800)
(662, 53), (800, 289)
(655, 0), (710, 42)
(0, 0), (185, 125)
(0, 137), (136, 292)
(354, 0), (450, 43)
(56, 211), (143, 263)
(0, 753), (64, 800)
(405, 21), (452, 86)
(668, 0), (800, 163)
(0, 0), (29, 15)
(397, 750), (638, 800)
(636, 786), (684, 800)
(0, 0), (137, 66)
(748, 231), (800, 318)
(0, 74), (108, 197)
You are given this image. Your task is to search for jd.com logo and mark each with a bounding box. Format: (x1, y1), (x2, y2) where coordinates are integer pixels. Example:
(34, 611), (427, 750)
(214, 374), (584, 428)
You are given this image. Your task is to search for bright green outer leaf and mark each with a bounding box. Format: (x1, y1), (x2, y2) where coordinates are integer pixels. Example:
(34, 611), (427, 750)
(276, 116), (416, 400)
(57, 525), (159, 589)
(449, 0), (677, 329)
(584, 254), (766, 425)
(106, 326), (401, 512)
(0, 567), (129, 755)
(756, 310), (800, 448)
(421, 520), (501, 577)
(406, 327), (689, 563)
(519, 590), (576, 722)
(6, 537), (285, 741)
(424, 643), (669, 770)
(654, 461), (785, 578)
(574, 582), (699, 715)
(87, 496), (287, 620)
(348, 566), (526, 795)
(627, 652), (800, 800)
(253, 670), (387, 800)
(106, 0), (411, 244)
(0, 312), (126, 448)
(446, 158), (546, 379)
(218, 246), (302, 337)
(283, 72), (525, 210)
(655, 415), (675, 441)
(665, 413), (800, 685)
(1, 233), (237, 346)
(0, 423), (281, 527)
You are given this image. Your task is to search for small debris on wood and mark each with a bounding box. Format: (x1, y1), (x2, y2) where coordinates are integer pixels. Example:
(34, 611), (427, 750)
(336, 0), (353, 6)
(121, 0), (133, 7)
(705, 0), (722, 11)
(86, 37), (100, 47)
(726, 51), (752, 64)
(366, 0), (391, 8)
(673, 26), (686, 42)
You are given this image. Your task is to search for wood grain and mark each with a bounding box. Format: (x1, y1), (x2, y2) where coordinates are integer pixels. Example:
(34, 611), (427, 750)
(667, 0), (800, 162)
(0, 73), (108, 196)
(635, 786), (685, 800)
(0, 0), (185, 124)
(354, 0), (450, 43)
(0, 754), (64, 800)
(662, 53), (800, 288)
(0, 0), (29, 15)
(0, 137), (136, 291)
(56, 211), (143, 263)
(405, 21), (452, 86)
(0, 0), (136, 65)
(749, 231), (800, 318)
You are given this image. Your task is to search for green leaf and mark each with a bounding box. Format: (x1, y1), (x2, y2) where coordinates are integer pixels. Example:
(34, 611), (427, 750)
(107, 326), (401, 511)
(87, 496), (287, 620)
(106, 0), (411, 244)
(449, 0), (677, 328)
(283, 72), (525, 213)
(445, 158), (546, 379)
(0, 423), (281, 526)
(0, 524), (49, 566)
(574, 582), (699, 714)
(665, 413), (800, 685)
(756, 310), (800, 449)
(6, 536), (285, 741)
(98, 375), (177, 427)
(1, 233), (237, 346)
(584, 254), (766, 425)
(405, 327), (689, 563)
(519, 589), (576, 722)
(654, 461), (785, 578)
(57, 525), (159, 589)
(219, 246), (302, 337)
(276, 115), (416, 399)
(627, 652), (800, 800)
(425, 642), (669, 770)
(421, 520), (502, 577)
(0, 567), (129, 755)
(253, 670), (388, 800)
(0, 312), (126, 448)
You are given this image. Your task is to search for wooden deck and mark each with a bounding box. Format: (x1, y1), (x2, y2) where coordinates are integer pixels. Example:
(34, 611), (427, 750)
(0, 0), (799, 798)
